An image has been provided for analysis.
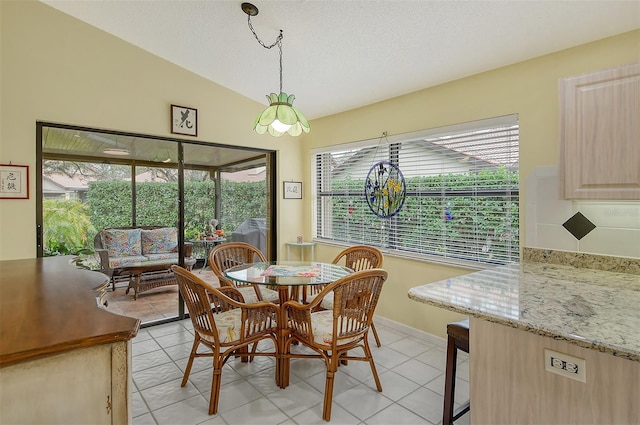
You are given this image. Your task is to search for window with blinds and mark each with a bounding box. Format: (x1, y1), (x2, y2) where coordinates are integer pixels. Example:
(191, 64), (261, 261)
(313, 115), (519, 267)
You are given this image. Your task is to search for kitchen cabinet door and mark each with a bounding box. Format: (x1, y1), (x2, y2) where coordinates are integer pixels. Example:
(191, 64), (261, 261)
(559, 62), (640, 199)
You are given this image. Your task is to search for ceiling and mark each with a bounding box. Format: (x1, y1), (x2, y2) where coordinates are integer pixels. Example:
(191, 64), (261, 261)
(42, 125), (269, 170)
(40, 0), (639, 121)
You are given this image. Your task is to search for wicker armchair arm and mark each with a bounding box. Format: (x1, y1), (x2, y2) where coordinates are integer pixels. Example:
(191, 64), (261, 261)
(282, 299), (314, 338)
(95, 248), (113, 276)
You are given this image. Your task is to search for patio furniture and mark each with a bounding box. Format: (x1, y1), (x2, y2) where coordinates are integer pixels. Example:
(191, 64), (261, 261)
(306, 245), (385, 346)
(208, 242), (279, 303)
(171, 265), (279, 415)
(189, 237), (226, 273)
(94, 226), (194, 297)
(281, 268), (388, 421)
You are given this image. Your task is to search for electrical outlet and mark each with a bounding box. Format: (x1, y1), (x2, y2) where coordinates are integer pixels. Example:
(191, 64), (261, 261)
(544, 349), (586, 382)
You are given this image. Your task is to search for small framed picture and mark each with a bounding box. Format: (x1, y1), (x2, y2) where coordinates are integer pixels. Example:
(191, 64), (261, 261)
(171, 104), (198, 136)
(0, 164), (29, 199)
(283, 181), (302, 199)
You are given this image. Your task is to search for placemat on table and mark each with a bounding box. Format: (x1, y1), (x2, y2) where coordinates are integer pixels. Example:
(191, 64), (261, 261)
(261, 265), (320, 277)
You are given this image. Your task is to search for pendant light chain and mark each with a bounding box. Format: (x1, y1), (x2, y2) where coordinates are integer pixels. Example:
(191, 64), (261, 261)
(242, 2), (310, 136)
(247, 15), (284, 93)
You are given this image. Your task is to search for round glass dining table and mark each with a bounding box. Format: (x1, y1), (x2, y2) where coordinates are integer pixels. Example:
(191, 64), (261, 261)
(223, 261), (353, 304)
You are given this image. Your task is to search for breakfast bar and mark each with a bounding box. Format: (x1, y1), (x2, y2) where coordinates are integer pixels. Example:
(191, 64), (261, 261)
(0, 256), (140, 424)
(408, 249), (640, 424)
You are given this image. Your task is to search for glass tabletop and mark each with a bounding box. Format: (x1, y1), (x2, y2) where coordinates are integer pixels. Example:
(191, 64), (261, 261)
(223, 261), (353, 286)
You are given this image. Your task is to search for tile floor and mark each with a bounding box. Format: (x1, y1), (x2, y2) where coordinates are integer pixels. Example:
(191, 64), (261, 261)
(131, 317), (470, 425)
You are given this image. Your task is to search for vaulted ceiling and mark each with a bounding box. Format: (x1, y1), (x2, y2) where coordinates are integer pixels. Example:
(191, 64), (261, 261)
(41, 1), (639, 120)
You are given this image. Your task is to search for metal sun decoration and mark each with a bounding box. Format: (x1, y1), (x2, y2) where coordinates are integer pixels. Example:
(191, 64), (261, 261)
(365, 133), (407, 218)
(242, 3), (310, 137)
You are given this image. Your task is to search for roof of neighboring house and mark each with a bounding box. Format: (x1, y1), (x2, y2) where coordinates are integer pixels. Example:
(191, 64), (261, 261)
(222, 167), (266, 183)
(43, 173), (93, 191)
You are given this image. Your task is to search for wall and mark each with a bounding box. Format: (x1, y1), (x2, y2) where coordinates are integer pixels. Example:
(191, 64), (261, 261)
(303, 30), (640, 337)
(0, 1), (305, 260)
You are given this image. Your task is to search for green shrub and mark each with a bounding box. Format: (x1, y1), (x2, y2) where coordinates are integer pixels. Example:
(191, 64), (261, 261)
(43, 199), (96, 256)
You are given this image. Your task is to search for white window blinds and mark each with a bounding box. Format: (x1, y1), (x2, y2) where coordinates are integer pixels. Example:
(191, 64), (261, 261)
(313, 115), (519, 266)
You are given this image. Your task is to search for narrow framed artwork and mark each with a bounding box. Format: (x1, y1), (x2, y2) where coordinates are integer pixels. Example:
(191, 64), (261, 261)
(171, 104), (198, 136)
(0, 164), (29, 199)
(283, 181), (302, 199)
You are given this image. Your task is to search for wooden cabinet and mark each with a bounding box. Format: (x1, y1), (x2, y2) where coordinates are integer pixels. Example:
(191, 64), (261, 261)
(0, 257), (139, 424)
(559, 63), (640, 199)
(471, 318), (640, 424)
(0, 342), (131, 424)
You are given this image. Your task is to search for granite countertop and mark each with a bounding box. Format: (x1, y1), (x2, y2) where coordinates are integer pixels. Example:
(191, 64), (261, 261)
(408, 259), (640, 361)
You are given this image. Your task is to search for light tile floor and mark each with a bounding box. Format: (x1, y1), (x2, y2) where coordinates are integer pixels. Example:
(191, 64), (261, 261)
(131, 318), (470, 425)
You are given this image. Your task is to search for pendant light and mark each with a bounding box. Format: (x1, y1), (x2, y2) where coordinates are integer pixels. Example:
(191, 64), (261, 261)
(242, 2), (310, 137)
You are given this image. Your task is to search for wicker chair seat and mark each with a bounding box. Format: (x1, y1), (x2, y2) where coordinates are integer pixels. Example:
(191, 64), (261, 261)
(237, 286), (280, 304)
(307, 310), (361, 346)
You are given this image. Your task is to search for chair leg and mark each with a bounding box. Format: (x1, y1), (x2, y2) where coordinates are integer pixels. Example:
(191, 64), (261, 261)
(364, 339), (383, 392)
(442, 334), (458, 425)
(181, 337), (200, 387)
(323, 359), (339, 421)
(209, 366), (223, 415)
(371, 321), (382, 347)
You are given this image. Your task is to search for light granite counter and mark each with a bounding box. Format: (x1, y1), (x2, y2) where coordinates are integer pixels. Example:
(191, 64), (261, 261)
(408, 253), (640, 361)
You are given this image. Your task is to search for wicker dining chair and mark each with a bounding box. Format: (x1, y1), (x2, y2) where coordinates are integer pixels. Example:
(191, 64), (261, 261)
(282, 268), (388, 421)
(305, 245), (384, 346)
(208, 242), (279, 304)
(171, 265), (280, 415)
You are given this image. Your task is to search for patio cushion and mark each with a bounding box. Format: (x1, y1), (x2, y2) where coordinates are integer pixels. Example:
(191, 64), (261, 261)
(304, 291), (334, 310)
(144, 252), (179, 262)
(310, 310), (360, 346)
(199, 308), (277, 344)
(108, 255), (149, 268)
(319, 293), (334, 310)
(102, 228), (142, 257)
(141, 227), (178, 254)
(237, 286), (280, 304)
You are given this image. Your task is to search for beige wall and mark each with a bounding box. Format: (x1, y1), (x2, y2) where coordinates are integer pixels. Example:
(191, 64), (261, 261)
(0, 1), (305, 260)
(302, 30), (640, 337)
(1, 2), (638, 338)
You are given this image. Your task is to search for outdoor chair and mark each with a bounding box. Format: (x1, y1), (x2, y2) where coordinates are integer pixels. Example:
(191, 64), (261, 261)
(282, 268), (388, 421)
(208, 242), (279, 304)
(305, 245), (384, 346)
(171, 265), (279, 415)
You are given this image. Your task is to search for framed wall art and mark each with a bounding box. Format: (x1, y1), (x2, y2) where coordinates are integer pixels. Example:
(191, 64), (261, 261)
(171, 104), (198, 136)
(0, 164), (29, 199)
(283, 181), (302, 199)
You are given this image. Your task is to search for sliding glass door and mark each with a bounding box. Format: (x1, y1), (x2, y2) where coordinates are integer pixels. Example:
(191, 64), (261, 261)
(37, 122), (274, 326)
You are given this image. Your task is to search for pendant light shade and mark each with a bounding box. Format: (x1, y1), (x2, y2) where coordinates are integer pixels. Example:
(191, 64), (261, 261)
(253, 92), (311, 137)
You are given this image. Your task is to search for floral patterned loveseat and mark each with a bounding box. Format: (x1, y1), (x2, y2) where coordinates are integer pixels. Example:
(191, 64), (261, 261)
(94, 226), (194, 294)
